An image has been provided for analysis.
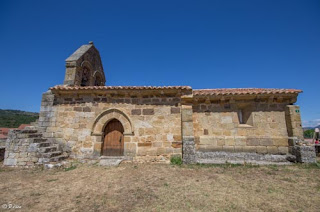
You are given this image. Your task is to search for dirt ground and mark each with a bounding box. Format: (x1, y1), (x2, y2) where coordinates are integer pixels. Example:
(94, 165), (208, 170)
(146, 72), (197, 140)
(0, 162), (320, 212)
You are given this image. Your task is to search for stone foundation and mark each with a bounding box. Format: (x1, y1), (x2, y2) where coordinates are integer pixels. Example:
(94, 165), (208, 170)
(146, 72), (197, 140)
(196, 151), (293, 165)
(292, 146), (316, 163)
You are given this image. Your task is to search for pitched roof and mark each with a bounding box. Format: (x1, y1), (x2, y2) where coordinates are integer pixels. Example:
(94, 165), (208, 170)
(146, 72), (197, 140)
(50, 85), (192, 91)
(193, 88), (302, 96)
(0, 128), (11, 135)
(65, 43), (93, 62)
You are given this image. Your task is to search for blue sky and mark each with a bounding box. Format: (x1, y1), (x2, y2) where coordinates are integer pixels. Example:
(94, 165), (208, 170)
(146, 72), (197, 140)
(0, 0), (319, 127)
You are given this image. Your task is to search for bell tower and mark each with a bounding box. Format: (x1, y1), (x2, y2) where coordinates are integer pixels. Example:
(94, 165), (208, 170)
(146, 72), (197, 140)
(63, 41), (106, 86)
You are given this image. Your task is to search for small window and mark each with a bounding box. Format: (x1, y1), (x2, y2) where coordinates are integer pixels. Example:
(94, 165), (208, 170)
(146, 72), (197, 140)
(238, 107), (253, 126)
(238, 110), (244, 124)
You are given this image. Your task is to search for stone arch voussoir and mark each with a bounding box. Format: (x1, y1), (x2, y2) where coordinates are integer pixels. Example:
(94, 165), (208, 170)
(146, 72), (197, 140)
(91, 108), (134, 136)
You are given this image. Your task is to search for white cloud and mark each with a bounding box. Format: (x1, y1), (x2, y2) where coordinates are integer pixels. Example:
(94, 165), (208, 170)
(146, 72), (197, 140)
(302, 119), (320, 128)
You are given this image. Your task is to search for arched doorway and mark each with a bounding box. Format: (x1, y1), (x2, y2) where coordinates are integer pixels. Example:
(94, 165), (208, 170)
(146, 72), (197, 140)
(102, 119), (124, 156)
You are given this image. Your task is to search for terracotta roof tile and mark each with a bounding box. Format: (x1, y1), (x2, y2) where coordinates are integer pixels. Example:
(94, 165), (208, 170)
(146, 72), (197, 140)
(193, 88), (302, 96)
(0, 128), (11, 135)
(0, 134), (7, 139)
(50, 85), (192, 90)
(18, 124), (30, 130)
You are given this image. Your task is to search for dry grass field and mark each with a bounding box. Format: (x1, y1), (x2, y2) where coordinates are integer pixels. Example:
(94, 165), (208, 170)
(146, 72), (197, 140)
(0, 161), (320, 212)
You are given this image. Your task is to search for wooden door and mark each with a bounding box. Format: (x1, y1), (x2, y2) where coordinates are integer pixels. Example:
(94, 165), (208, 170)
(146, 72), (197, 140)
(102, 119), (124, 156)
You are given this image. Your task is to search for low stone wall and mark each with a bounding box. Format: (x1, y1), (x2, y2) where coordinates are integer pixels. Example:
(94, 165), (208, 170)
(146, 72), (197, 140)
(3, 130), (40, 167)
(292, 146), (316, 163)
(3, 129), (68, 167)
(0, 138), (6, 147)
(0, 138), (6, 161)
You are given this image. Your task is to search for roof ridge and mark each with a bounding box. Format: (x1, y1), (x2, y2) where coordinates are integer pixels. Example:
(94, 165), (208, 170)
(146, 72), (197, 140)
(50, 85), (192, 90)
(193, 88), (302, 96)
(194, 88), (299, 90)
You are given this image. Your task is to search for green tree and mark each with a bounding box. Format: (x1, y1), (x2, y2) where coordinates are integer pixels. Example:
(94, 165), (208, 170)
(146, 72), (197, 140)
(304, 129), (315, 139)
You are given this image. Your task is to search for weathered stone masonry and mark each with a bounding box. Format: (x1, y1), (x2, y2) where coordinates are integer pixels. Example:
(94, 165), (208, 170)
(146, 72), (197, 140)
(45, 86), (189, 161)
(3, 42), (316, 166)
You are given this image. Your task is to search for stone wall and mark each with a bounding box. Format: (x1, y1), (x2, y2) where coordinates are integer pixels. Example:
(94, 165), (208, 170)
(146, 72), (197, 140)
(0, 138), (5, 161)
(285, 105), (303, 139)
(33, 86), (310, 164)
(64, 43), (106, 86)
(3, 130), (41, 167)
(292, 146), (316, 163)
(39, 89), (189, 161)
(193, 99), (291, 155)
(0, 138), (6, 148)
(3, 128), (68, 167)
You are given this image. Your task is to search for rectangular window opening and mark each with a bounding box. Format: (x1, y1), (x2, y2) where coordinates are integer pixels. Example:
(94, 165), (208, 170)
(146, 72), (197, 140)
(238, 108), (253, 126)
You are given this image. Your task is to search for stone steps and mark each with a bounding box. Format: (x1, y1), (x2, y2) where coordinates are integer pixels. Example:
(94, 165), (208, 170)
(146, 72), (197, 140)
(4, 128), (69, 167)
(42, 151), (63, 158)
(27, 130), (68, 163)
(16, 132), (42, 139)
(38, 142), (52, 147)
(50, 154), (68, 162)
(21, 129), (38, 134)
(33, 138), (48, 143)
(39, 146), (58, 153)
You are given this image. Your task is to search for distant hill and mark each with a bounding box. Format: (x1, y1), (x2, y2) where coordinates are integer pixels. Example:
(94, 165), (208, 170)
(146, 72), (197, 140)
(303, 125), (320, 130)
(303, 127), (314, 130)
(0, 109), (39, 128)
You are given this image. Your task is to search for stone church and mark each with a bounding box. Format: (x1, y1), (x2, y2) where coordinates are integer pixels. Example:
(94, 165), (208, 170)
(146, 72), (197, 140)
(4, 42), (315, 167)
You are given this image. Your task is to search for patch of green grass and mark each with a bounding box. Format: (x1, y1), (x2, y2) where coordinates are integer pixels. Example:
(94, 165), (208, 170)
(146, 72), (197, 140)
(64, 165), (77, 172)
(297, 162), (320, 169)
(268, 187), (276, 193)
(0, 167), (13, 172)
(268, 165), (279, 171)
(170, 155), (182, 165)
(47, 179), (58, 182)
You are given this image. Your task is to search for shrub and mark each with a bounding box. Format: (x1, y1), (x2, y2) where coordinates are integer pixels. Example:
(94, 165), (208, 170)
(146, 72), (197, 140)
(170, 155), (182, 165)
